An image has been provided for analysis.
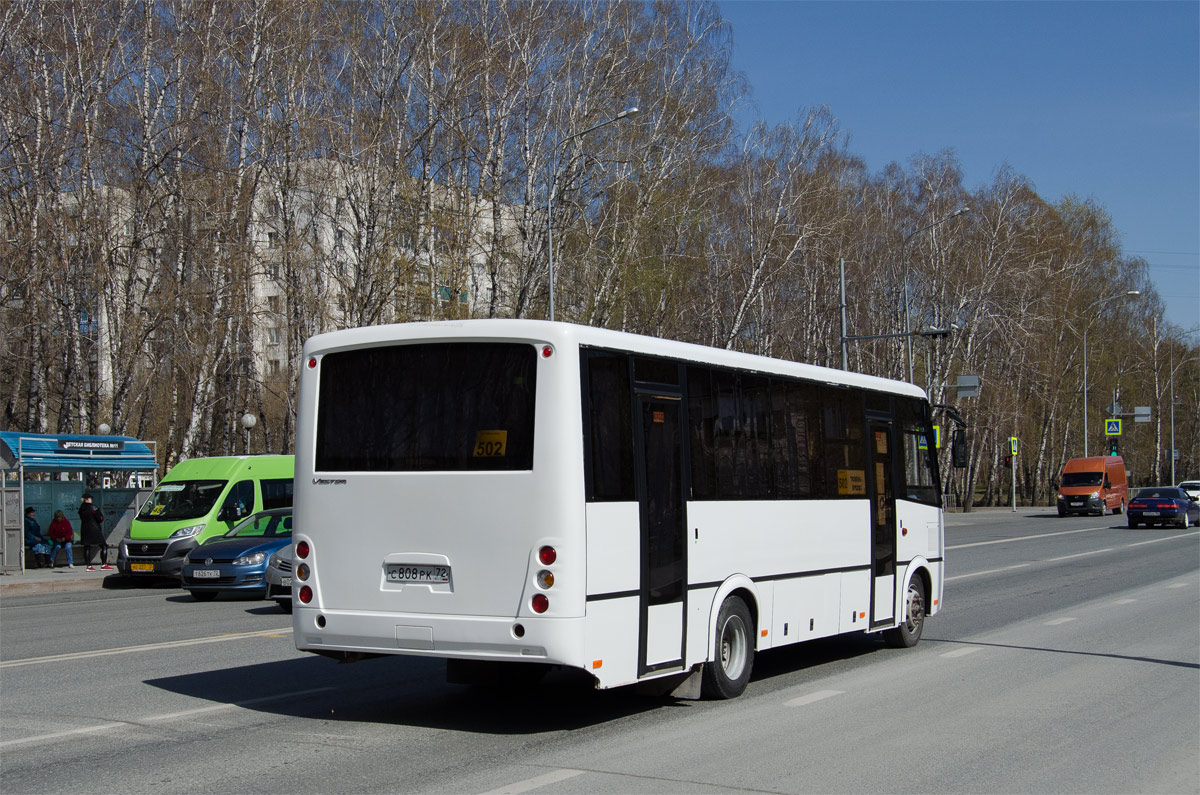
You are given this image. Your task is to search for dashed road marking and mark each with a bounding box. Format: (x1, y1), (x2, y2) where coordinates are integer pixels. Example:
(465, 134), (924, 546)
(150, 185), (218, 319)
(0, 687), (332, 749)
(941, 647), (982, 658)
(785, 689), (844, 707)
(480, 769), (586, 794)
(1044, 617), (1077, 626)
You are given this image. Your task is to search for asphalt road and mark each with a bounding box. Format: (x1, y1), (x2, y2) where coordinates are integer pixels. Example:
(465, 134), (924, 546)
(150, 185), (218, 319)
(1, 509), (1197, 794)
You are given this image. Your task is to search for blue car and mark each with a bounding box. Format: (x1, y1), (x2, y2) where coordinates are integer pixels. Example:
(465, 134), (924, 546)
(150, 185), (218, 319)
(180, 508), (293, 601)
(1127, 487), (1199, 529)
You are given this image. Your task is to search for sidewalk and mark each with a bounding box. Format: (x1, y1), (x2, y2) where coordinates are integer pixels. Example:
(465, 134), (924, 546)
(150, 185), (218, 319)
(0, 564), (131, 597)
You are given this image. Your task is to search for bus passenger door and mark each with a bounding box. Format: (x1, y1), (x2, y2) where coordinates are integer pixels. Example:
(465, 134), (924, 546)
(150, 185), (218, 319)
(635, 393), (686, 676)
(868, 422), (897, 627)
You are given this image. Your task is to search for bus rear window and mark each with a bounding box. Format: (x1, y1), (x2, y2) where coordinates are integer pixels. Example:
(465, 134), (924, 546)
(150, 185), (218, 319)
(315, 342), (537, 472)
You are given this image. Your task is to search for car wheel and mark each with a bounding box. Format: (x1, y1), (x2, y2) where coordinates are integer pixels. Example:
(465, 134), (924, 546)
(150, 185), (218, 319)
(884, 575), (927, 649)
(1128, 518), (1138, 529)
(1114, 501), (1124, 515)
(190, 590), (217, 602)
(701, 595), (755, 699)
(1057, 506), (1066, 517)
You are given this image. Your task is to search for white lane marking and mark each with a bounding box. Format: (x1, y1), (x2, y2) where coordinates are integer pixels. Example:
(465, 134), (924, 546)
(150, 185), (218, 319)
(1045, 548), (1114, 562)
(0, 593), (168, 611)
(1113, 598), (1138, 604)
(0, 687), (333, 749)
(0, 627), (293, 669)
(480, 769), (586, 794)
(947, 530), (1198, 581)
(1125, 531), (1200, 547)
(1166, 582), (1189, 589)
(941, 647), (982, 658)
(946, 563), (1031, 581)
(1044, 617), (1076, 626)
(785, 689), (844, 707)
(948, 527), (1103, 549)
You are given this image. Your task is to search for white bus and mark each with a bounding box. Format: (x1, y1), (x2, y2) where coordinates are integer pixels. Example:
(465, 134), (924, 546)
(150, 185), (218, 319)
(292, 320), (944, 699)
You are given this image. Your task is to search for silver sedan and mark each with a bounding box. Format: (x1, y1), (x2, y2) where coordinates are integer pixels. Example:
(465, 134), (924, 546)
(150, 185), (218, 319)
(264, 545), (293, 613)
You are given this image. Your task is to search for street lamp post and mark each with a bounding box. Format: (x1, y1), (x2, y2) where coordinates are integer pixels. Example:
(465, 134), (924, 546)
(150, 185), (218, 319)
(901, 206), (971, 383)
(547, 105), (639, 322)
(839, 257), (958, 371)
(241, 412), (256, 455)
(1081, 290), (1140, 456)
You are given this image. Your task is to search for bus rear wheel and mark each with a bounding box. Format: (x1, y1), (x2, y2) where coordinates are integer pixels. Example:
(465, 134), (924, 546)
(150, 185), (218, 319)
(702, 596), (754, 700)
(883, 576), (926, 648)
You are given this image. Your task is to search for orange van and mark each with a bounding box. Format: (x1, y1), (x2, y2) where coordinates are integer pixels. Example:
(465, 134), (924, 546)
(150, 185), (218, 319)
(1056, 456), (1128, 516)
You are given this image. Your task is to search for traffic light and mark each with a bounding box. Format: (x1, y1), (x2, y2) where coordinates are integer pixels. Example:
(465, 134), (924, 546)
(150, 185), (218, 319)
(1108, 439), (1119, 456)
(1004, 454), (1012, 468)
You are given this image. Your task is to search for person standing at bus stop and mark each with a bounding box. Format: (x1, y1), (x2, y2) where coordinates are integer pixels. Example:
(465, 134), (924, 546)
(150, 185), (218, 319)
(47, 509), (74, 568)
(79, 493), (111, 571)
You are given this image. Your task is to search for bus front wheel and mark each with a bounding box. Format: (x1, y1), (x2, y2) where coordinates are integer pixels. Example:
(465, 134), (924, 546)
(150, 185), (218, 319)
(702, 596), (754, 699)
(883, 576), (926, 648)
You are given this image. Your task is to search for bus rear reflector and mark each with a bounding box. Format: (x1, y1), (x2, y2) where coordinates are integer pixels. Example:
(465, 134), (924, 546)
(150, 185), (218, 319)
(531, 594), (548, 613)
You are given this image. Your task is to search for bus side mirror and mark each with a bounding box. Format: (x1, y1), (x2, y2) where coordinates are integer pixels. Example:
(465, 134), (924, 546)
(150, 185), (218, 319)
(952, 429), (968, 469)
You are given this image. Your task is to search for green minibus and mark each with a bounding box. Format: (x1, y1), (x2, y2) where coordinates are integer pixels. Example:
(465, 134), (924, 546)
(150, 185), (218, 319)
(117, 455), (294, 578)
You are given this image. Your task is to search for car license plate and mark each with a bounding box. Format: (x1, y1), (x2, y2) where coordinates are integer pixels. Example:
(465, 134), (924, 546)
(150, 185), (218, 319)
(1143, 511), (1160, 517)
(280, 577), (292, 587)
(193, 569), (220, 579)
(131, 562), (155, 572)
(1070, 501), (1085, 507)
(386, 564), (450, 583)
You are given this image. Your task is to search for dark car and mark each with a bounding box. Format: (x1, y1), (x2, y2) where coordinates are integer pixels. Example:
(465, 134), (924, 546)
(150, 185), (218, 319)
(1127, 487), (1199, 529)
(180, 508), (293, 601)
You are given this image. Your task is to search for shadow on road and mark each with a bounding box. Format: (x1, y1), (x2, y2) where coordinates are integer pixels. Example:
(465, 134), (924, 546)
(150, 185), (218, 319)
(143, 653), (667, 734)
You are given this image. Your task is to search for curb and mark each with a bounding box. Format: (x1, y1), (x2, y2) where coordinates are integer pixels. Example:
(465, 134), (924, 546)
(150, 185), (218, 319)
(0, 573), (127, 597)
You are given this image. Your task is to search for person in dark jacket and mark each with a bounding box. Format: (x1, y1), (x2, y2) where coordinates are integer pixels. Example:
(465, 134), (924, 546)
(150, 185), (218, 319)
(24, 507), (51, 568)
(79, 493), (111, 571)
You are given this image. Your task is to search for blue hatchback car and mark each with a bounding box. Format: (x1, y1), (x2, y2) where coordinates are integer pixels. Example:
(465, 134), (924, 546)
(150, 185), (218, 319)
(180, 508), (293, 601)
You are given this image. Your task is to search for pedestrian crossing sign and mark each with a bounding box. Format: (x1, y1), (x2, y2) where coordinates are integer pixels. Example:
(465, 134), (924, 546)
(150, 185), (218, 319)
(1105, 419), (1122, 436)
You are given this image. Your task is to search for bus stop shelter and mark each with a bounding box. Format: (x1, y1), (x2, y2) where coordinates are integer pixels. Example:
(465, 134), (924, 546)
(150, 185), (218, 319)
(1, 432), (158, 573)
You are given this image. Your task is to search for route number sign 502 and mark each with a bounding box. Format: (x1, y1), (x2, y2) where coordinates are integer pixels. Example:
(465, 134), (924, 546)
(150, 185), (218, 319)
(473, 430), (508, 458)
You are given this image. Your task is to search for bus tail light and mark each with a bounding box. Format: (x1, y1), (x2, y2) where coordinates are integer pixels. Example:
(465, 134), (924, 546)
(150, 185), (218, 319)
(531, 594), (549, 613)
(296, 563), (310, 581)
(296, 540), (310, 559)
(538, 545), (556, 565)
(537, 570), (554, 589)
(299, 585), (313, 604)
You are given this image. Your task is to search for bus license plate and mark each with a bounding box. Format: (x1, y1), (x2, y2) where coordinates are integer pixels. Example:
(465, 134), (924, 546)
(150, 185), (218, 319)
(193, 569), (220, 579)
(386, 564), (450, 583)
(131, 563), (155, 572)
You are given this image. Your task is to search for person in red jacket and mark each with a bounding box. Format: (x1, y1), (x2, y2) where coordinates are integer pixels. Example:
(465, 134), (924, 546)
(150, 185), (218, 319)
(47, 510), (75, 569)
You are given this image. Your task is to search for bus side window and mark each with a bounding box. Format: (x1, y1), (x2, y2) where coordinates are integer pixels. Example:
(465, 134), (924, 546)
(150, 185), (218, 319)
(585, 353), (634, 502)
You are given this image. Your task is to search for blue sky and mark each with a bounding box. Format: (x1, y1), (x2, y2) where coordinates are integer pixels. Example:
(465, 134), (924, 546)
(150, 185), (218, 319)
(718, 0), (1199, 333)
